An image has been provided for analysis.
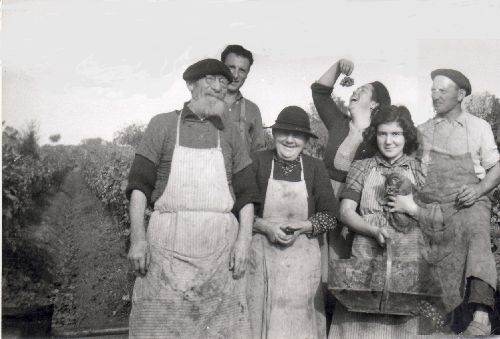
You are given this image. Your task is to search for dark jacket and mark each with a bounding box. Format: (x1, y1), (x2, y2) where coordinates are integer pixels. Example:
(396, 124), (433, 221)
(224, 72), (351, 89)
(252, 150), (337, 220)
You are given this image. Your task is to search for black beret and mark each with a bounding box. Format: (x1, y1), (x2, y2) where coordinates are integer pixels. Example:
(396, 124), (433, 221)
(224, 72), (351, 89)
(431, 68), (471, 96)
(183, 58), (233, 83)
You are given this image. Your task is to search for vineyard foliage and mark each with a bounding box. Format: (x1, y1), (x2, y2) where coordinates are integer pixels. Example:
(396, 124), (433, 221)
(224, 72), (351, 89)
(2, 125), (75, 252)
(77, 141), (135, 228)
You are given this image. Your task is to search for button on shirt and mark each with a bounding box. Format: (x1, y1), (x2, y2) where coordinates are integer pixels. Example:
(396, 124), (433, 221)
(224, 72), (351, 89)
(223, 92), (265, 154)
(417, 112), (499, 180)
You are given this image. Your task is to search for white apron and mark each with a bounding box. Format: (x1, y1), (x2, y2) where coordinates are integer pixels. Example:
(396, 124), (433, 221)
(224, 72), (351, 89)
(247, 157), (326, 339)
(129, 115), (250, 339)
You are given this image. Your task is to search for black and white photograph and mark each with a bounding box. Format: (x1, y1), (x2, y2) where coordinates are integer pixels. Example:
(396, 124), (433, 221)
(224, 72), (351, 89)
(2, 0), (500, 337)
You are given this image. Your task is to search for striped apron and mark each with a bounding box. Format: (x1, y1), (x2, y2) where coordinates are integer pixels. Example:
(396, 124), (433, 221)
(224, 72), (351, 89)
(129, 116), (250, 338)
(329, 163), (423, 339)
(247, 158), (326, 339)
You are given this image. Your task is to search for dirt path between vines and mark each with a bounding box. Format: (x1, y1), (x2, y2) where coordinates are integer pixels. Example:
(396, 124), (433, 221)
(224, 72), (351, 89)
(47, 169), (133, 331)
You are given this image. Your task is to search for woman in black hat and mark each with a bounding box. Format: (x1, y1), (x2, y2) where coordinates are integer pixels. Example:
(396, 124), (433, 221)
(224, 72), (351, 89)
(246, 106), (337, 339)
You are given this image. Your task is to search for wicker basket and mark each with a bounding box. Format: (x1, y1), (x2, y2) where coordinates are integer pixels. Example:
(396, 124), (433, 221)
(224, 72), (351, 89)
(328, 239), (443, 315)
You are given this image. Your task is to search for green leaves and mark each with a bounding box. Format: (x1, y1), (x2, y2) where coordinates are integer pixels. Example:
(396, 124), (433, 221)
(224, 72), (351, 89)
(76, 143), (134, 228)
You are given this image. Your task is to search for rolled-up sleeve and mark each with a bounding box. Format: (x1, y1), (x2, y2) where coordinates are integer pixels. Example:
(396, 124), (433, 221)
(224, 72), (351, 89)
(136, 115), (167, 166)
(126, 154), (157, 204)
(232, 164), (261, 215)
(480, 120), (500, 170)
(339, 160), (367, 203)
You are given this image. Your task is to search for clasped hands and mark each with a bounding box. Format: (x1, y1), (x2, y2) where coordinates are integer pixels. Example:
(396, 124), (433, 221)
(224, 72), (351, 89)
(258, 217), (312, 247)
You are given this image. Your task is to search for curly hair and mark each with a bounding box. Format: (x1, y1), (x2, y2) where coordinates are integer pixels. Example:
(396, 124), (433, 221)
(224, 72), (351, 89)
(221, 45), (254, 67)
(363, 105), (419, 155)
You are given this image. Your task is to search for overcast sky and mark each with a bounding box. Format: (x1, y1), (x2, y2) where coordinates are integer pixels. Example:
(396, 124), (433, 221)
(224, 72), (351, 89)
(2, 0), (500, 145)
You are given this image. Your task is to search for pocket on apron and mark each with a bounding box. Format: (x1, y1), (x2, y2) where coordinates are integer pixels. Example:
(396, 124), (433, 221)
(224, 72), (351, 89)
(147, 210), (236, 258)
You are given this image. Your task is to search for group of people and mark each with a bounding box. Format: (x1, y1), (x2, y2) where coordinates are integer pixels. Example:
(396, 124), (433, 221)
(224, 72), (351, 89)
(125, 45), (500, 338)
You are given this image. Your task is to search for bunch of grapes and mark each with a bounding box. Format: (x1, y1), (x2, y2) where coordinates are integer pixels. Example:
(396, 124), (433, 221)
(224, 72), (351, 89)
(340, 76), (354, 87)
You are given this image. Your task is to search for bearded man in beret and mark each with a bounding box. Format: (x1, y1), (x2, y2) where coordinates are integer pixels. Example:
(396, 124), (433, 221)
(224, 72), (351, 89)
(125, 58), (257, 338)
(390, 68), (500, 335)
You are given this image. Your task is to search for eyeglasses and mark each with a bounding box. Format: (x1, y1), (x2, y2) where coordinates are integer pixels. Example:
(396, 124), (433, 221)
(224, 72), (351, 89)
(205, 75), (229, 88)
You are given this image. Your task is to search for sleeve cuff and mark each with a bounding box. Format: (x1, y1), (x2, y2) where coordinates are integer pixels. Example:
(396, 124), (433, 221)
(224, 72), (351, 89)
(339, 188), (361, 204)
(126, 182), (153, 205)
(125, 154), (157, 205)
(311, 82), (334, 95)
(308, 212), (337, 237)
(231, 164), (261, 215)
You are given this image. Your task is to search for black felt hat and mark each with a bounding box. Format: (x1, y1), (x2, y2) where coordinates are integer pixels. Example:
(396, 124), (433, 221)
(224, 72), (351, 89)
(182, 58), (233, 83)
(431, 68), (471, 96)
(270, 106), (318, 139)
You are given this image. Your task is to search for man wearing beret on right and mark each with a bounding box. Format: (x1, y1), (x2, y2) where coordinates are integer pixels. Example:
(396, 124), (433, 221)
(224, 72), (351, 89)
(415, 69), (500, 335)
(126, 58), (257, 338)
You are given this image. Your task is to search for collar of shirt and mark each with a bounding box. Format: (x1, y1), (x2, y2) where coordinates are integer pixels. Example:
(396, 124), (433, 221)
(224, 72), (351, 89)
(227, 91), (244, 109)
(374, 153), (412, 169)
(273, 151), (301, 175)
(433, 111), (467, 127)
(233, 91), (245, 102)
(181, 102), (225, 130)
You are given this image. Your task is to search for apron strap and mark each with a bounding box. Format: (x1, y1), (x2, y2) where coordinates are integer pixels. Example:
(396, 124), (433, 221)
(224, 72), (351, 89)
(299, 156), (305, 181)
(465, 118), (470, 153)
(175, 111), (221, 149)
(270, 157), (275, 179)
(176, 112), (182, 146)
(238, 98), (247, 141)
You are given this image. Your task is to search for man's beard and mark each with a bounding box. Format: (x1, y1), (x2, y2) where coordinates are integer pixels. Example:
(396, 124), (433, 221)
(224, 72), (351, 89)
(190, 95), (226, 118)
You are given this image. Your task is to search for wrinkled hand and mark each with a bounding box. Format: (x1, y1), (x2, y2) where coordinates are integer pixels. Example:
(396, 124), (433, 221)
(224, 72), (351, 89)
(230, 238), (250, 279)
(283, 220), (312, 236)
(128, 240), (150, 276)
(385, 193), (418, 217)
(263, 218), (297, 247)
(456, 184), (480, 208)
(336, 59), (354, 76)
(370, 227), (390, 247)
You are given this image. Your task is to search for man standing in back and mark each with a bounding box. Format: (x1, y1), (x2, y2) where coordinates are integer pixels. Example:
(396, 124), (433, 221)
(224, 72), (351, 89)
(221, 44), (265, 154)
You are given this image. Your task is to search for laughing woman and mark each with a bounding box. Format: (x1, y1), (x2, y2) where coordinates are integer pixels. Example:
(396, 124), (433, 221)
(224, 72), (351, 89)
(246, 106), (338, 339)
